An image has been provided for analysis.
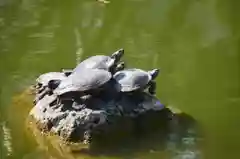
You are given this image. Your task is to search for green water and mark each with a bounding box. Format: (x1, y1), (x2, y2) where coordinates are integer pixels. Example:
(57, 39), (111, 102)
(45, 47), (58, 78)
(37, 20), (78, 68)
(0, 0), (239, 158)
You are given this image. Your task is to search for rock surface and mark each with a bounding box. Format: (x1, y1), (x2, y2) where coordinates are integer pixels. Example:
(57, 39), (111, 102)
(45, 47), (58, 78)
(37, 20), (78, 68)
(29, 89), (166, 145)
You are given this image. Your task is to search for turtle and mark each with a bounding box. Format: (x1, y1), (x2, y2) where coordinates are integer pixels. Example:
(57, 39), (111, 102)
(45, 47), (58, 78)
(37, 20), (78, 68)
(53, 68), (114, 107)
(73, 48), (125, 74)
(33, 72), (68, 104)
(60, 61), (125, 77)
(113, 68), (160, 95)
(35, 72), (67, 91)
(57, 49), (125, 77)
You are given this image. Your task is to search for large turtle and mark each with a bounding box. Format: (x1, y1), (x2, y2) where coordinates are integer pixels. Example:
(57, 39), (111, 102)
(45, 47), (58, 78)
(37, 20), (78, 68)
(73, 48), (124, 73)
(113, 68), (160, 95)
(61, 49), (125, 76)
(53, 68), (115, 108)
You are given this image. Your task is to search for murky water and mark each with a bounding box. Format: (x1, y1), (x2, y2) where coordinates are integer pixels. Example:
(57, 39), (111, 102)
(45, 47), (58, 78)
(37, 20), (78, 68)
(0, 0), (239, 158)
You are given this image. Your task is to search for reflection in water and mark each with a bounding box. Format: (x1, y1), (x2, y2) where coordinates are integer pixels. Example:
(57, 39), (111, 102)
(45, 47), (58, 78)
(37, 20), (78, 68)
(166, 113), (203, 159)
(1, 121), (13, 157)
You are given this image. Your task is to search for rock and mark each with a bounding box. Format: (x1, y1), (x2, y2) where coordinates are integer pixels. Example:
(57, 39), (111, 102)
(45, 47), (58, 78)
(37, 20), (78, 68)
(29, 67), (168, 147)
(51, 109), (107, 142)
(29, 90), (166, 144)
(30, 95), (67, 131)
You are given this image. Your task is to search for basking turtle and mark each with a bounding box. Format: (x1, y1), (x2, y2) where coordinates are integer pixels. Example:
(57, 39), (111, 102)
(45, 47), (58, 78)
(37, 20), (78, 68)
(73, 48), (125, 74)
(58, 49), (125, 77)
(34, 72), (67, 104)
(53, 68), (113, 107)
(35, 72), (67, 92)
(113, 68), (160, 95)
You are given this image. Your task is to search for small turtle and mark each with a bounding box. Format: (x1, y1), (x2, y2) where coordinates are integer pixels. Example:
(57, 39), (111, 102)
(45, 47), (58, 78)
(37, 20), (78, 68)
(53, 68), (113, 107)
(73, 48), (125, 74)
(113, 68), (160, 95)
(35, 72), (67, 92)
(34, 72), (67, 104)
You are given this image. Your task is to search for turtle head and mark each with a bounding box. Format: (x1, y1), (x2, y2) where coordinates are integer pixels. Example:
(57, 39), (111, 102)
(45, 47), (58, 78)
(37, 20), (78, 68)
(149, 69), (160, 80)
(110, 48), (124, 63)
(108, 49), (124, 73)
(48, 80), (61, 90)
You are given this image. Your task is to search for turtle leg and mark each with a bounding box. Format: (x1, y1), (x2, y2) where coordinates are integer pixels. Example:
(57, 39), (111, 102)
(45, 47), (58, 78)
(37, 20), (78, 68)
(115, 62), (125, 72)
(148, 81), (156, 95)
(110, 61), (125, 74)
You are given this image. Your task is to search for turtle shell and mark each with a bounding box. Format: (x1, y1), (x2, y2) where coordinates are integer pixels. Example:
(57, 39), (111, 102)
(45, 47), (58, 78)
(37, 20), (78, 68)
(36, 72), (67, 86)
(54, 68), (112, 95)
(73, 55), (112, 72)
(113, 68), (152, 92)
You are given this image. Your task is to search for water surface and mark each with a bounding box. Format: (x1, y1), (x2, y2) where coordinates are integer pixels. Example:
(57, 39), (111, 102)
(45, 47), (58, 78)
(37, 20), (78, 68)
(0, 0), (239, 159)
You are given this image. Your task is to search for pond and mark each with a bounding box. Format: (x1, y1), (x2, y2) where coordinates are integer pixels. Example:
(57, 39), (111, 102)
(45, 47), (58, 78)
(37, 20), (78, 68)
(0, 0), (239, 159)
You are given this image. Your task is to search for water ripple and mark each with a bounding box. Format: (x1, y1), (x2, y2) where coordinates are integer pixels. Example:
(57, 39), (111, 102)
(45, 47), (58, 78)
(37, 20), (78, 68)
(28, 32), (54, 38)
